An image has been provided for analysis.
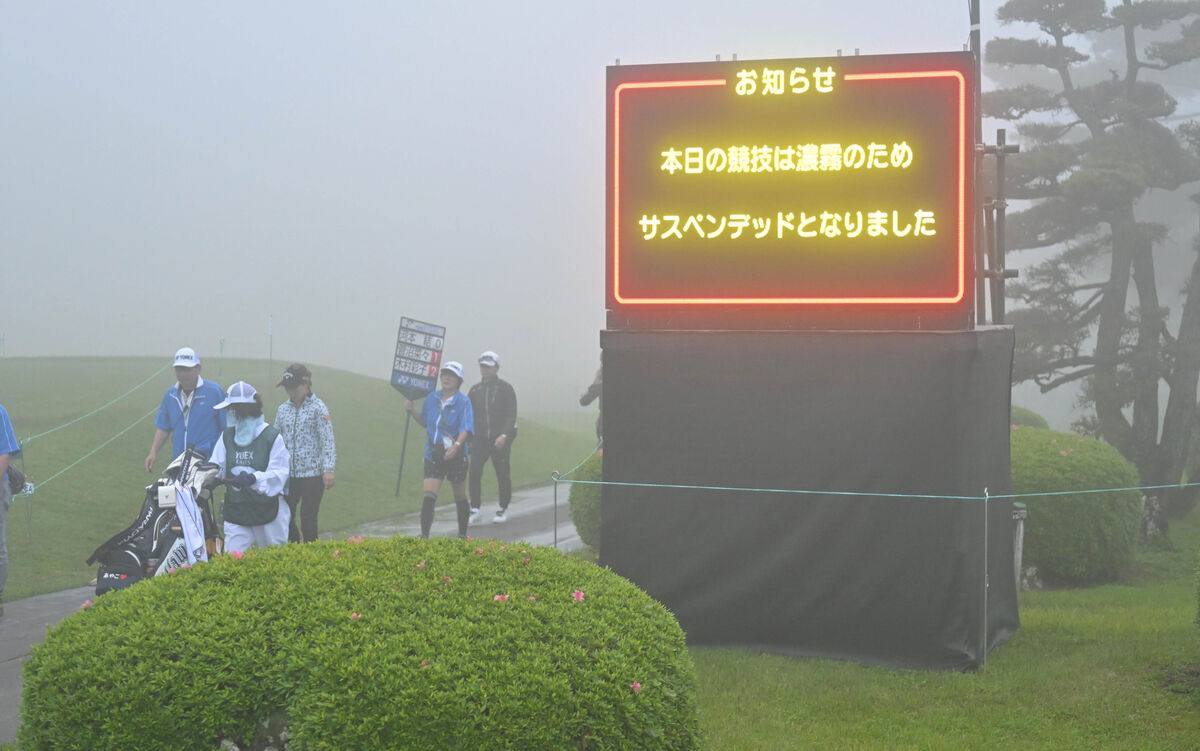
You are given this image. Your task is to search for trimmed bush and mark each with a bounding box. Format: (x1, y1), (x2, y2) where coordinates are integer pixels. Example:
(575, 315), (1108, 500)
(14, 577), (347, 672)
(1011, 404), (1049, 429)
(20, 537), (699, 750)
(1011, 427), (1141, 586)
(568, 453), (603, 550)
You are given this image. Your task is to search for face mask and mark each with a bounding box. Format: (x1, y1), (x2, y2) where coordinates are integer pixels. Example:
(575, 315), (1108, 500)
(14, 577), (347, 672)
(233, 414), (264, 444)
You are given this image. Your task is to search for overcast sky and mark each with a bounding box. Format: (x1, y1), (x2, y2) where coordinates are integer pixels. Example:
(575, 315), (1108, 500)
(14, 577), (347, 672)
(2, 2), (996, 409)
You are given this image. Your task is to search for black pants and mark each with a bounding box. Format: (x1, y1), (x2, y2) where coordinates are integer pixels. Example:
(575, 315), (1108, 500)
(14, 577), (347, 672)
(468, 438), (512, 510)
(286, 475), (325, 543)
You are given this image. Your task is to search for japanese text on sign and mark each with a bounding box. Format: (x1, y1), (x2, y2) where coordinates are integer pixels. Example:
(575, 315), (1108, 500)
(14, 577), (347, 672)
(638, 209), (936, 240)
(660, 141), (914, 175)
(734, 66), (836, 95)
(607, 52), (974, 311)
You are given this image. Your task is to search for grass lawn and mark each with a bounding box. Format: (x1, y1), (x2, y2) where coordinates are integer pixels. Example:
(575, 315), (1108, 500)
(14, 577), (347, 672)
(0, 357), (596, 599)
(7, 356), (1200, 748)
(692, 509), (1200, 749)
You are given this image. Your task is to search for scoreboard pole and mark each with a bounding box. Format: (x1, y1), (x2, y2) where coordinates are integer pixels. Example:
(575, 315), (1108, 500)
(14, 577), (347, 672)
(394, 412), (413, 497)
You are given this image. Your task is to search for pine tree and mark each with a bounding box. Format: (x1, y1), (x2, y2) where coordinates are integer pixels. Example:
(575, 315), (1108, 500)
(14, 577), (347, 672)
(985, 0), (1200, 521)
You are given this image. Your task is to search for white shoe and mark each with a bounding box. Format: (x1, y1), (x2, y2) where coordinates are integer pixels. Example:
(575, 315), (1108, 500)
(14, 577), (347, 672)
(468, 507), (482, 524)
(492, 509), (507, 524)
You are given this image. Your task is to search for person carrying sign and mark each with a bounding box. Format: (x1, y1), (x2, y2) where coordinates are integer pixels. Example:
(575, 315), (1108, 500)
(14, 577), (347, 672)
(405, 361), (474, 539)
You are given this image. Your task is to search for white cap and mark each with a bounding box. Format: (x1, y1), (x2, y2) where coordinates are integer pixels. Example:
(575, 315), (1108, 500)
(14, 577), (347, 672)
(214, 381), (257, 409)
(173, 347), (200, 368)
(441, 361), (464, 381)
(478, 351), (499, 367)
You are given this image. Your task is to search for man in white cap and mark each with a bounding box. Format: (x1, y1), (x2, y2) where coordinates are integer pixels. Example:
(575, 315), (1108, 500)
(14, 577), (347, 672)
(209, 381), (292, 552)
(404, 361), (474, 539)
(467, 351), (518, 524)
(145, 347), (227, 472)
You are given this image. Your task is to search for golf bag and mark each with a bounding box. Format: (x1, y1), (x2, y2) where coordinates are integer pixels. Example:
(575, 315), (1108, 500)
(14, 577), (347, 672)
(87, 449), (223, 596)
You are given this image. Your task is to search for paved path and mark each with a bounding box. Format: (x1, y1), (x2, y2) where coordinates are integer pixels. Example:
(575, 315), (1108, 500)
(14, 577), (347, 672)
(0, 483), (579, 746)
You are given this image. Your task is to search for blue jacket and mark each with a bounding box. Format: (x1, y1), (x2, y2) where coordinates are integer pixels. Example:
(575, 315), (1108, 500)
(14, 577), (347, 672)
(420, 390), (474, 460)
(154, 378), (227, 459)
(0, 404), (18, 458)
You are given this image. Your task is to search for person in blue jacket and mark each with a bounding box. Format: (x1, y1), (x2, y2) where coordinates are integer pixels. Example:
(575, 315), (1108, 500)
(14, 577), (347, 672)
(145, 347), (227, 472)
(405, 361), (474, 539)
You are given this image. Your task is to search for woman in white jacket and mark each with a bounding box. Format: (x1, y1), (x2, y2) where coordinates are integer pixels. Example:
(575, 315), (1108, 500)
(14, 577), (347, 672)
(210, 381), (291, 553)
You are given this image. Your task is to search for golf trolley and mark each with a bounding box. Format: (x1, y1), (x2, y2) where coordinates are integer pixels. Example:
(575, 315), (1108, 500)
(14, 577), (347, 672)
(87, 448), (227, 596)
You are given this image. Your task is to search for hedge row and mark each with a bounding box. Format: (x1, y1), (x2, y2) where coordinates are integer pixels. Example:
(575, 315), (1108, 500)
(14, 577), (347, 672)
(20, 537), (699, 750)
(1011, 427), (1141, 586)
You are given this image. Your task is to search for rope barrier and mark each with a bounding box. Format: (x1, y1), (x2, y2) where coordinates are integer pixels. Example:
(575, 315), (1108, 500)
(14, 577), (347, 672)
(550, 438), (602, 482)
(16, 407), (157, 496)
(552, 455), (1200, 503)
(19, 364), (167, 445)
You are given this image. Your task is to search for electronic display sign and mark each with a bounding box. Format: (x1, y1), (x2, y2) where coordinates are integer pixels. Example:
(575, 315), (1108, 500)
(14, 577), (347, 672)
(391, 317), (445, 401)
(606, 51), (975, 326)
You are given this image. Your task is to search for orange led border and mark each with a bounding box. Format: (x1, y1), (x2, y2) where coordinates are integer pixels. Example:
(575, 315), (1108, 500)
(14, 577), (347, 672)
(611, 69), (968, 306)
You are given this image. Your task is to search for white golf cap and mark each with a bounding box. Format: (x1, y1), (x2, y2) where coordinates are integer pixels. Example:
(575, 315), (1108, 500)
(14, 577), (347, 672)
(214, 381), (257, 409)
(441, 361), (464, 380)
(173, 347), (200, 368)
(478, 351), (499, 366)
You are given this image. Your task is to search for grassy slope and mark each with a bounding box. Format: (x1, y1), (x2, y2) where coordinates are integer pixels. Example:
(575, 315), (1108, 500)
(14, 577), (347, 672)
(694, 510), (1200, 750)
(0, 357), (595, 599)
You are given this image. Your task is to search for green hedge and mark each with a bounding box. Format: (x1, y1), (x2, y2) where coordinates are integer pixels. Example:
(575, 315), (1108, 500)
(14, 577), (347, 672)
(1011, 405), (1049, 429)
(1011, 427), (1141, 586)
(568, 453), (603, 551)
(20, 537), (699, 750)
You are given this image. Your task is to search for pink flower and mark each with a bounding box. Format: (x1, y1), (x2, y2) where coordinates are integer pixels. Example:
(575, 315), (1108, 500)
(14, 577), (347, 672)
(523, 558), (530, 564)
(1011, 424), (1019, 430)
(1060, 450), (1068, 456)
(350, 612), (361, 620)
(572, 590), (585, 602)
(466, 535), (473, 541)
(630, 682), (642, 693)
(349, 535), (364, 543)
(526, 595), (537, 601)
(80, 599), (92, 609)
(420, 659), (431, 669)
(417, 560), (426, 568)
(181, 564), (192, 569)
(476, 547), (485, 555)
(500, 545), (507, 551)
(333, 550), (341, 558)
(230, 550), (244, 560)
(494, 594), (510, 601)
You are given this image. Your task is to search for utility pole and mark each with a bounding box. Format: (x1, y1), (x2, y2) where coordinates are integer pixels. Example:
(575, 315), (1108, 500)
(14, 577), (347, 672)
(970, 0), (986, 325)
(267, 315), (274, 384)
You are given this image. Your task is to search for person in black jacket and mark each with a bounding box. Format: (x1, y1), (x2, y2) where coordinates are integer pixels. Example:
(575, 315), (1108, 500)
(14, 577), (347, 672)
(580, 366), (602, 442)
(467, 351), (518, 524)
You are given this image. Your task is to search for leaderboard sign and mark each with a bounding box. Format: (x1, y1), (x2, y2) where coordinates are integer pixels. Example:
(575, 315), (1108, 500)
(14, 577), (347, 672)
(391, 317), (445, 401)
(606, 51), (975, 326)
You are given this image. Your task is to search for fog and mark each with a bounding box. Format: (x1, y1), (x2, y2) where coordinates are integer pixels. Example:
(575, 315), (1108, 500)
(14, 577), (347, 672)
(3, 2), (989, 411)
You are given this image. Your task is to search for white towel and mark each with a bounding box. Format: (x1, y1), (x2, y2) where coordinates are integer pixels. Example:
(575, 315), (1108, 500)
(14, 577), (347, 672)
(174, 482), (209, 564)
